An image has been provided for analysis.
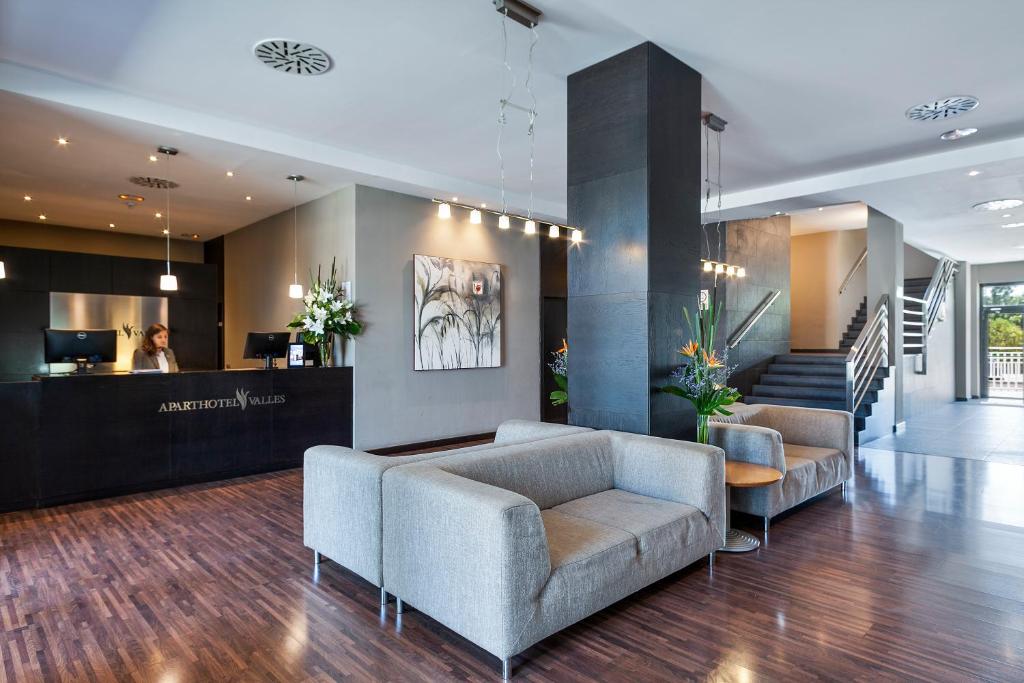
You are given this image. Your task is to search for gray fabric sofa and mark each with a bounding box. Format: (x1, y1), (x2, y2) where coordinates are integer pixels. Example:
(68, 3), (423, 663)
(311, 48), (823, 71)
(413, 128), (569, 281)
(303, 419), (591, 601)
(709, 403), (854, 526)
(381, 430), (725, 678)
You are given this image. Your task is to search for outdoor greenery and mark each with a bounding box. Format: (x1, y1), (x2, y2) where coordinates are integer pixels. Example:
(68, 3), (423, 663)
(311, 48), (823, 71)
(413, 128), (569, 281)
(987, 315), (1023, 348)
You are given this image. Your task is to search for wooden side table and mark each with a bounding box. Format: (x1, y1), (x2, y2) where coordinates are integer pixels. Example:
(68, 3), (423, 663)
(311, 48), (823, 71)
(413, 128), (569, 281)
(723, 461), (783, 552)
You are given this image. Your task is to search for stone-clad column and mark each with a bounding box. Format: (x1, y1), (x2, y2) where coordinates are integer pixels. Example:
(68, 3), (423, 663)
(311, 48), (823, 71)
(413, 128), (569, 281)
(567, 43), (703, 438)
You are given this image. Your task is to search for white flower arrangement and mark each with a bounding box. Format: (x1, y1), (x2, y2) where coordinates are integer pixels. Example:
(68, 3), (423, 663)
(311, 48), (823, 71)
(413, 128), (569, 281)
(288, 258), (362, 365)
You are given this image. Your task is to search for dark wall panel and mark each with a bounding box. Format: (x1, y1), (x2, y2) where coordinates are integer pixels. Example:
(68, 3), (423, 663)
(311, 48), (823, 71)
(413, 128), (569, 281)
(49, 252), (112, 294)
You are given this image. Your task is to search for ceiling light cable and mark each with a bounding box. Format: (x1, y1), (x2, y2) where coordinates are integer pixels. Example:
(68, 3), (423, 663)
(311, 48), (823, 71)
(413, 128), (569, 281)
(496, 7), (516, 217)
(525, 19), (539, 220)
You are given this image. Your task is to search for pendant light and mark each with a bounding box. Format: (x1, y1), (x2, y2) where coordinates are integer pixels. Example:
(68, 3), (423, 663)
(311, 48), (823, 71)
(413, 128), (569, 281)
(158, 146), (178, 291)
(0, 259), (5, 279)
(287, 174), (305, 299)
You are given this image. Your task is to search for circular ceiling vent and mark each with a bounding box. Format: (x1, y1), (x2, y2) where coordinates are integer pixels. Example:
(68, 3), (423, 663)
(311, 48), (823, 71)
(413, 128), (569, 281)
(253, 40), (332, 75)
(905, 96), (979, 121)
(130, 176), (179, 189)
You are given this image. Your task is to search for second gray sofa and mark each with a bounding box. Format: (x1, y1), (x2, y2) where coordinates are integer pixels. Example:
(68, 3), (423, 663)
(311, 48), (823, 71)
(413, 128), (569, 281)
(382, 430), (725, 679)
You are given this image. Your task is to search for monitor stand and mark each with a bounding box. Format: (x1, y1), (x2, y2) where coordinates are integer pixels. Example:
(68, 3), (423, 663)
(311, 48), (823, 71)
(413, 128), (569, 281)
(74, 357), (91, 374)
(261, 355), (275, 370)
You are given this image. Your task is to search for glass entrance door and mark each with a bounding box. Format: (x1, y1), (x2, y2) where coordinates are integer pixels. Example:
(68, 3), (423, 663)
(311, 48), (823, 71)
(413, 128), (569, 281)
(981, 285), (1024, 400)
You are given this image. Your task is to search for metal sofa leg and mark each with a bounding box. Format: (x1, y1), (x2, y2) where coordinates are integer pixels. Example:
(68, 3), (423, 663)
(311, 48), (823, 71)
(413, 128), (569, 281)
(396, 598), (405, 614)
(763, 516), (770, 545)
(709, 550), (715, 569)
(380, 587), (389, 606)
(502, 657), (511, 680)
(842, 480), (847, 497)
(314, 551), (323, 566)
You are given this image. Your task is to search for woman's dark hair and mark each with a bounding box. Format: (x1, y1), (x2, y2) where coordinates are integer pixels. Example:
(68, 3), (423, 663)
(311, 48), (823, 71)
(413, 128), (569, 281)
(141, 323), (169, 355)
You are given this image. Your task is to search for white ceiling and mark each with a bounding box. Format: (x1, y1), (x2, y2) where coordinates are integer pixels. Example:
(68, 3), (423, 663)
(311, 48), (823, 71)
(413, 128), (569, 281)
(2, 0), (1024, 260)
(789, 203), (867, 237)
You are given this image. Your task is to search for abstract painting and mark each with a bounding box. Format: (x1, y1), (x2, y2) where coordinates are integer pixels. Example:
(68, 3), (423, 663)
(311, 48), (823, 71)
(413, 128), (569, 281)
(414, 254), (502, 370)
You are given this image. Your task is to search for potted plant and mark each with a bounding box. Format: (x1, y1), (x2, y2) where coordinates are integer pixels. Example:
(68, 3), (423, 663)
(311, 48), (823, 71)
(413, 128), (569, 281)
(548, 339), (568, 406)
(659, 293), (741, 443)
(288, 258), (362, 367)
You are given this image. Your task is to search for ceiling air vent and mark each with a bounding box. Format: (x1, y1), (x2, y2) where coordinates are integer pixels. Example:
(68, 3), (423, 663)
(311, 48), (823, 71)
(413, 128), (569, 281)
(253, 40), (332, 75)
(905, 96), (979, 121)
(130, 177), (179, 189)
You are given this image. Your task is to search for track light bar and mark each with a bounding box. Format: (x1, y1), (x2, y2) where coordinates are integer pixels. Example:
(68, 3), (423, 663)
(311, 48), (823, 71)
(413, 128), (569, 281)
(493, 0), (541, 28)
(701, 259), (745, 277)
(701, 112), (727, 133)
(431, 197), (581, 240)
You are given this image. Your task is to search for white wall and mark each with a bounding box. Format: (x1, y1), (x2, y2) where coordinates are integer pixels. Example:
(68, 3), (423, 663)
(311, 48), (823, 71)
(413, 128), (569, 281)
(790, 229), (866, 349)
(970, 260), (1024, 396)
(902, 280), (956, 418)
(904, 243), (939, 280)
(351, 186), (540, 450)
(224, 186), (355, 369)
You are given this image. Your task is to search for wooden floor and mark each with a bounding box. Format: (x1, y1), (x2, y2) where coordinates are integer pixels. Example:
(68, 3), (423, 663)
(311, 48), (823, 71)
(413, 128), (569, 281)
(2, 447), (1023, 682)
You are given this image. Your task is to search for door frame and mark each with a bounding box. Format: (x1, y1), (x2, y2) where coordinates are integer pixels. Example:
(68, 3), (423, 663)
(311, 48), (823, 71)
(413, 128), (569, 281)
(979, 292), (1024, 399)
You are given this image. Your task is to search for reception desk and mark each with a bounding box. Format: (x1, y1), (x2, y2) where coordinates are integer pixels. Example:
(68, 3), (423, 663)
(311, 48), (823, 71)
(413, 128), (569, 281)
(0, 367), (352, 513)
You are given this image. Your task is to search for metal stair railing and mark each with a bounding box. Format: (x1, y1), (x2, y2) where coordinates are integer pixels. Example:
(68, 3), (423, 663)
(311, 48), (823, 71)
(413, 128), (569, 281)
(899, 257), (958, 374)
(846, 294), (889, 414)
(838, 246), (868, 295)
(727, 290), (782, 349)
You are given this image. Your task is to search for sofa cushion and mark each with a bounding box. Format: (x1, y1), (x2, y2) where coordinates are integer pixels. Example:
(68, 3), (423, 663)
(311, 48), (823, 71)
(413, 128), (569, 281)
(440, 432), (616, 510)
(540, 509), (635, 569)
(550, 489), (706, 556)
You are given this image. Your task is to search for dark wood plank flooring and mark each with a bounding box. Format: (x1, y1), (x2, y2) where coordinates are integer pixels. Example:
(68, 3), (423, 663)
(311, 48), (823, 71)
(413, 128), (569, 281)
(2, 447), (1023, 681)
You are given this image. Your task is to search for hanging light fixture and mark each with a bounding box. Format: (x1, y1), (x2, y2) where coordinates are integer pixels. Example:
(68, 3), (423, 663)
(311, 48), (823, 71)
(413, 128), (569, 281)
(698, 113), (744, 280)
(571, 228), (582, 243)
(498, 214), (510, 229)
(287, 174), (305, 299)
(470, 208), (482, 224)
(548, 224), (559, 238)
(158, 146), (178, 291)
(0, 259), (5, 279)
(437, 202), (451, 219)
(524, 219), (536, 235)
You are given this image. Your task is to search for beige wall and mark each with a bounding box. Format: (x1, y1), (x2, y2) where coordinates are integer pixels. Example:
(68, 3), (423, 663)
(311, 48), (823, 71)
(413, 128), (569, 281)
(0, 218), (204, 262)
(790, 229), (866, 349)
(223, 186), (355, 369)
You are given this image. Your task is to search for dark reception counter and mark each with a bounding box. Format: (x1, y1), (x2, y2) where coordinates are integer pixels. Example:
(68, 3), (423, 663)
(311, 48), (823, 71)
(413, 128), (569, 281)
(0, 367), (353, 513)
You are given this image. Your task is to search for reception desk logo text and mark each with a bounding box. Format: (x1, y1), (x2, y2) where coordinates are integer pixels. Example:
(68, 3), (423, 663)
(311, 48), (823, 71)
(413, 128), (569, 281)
(158, 387), (286, 413)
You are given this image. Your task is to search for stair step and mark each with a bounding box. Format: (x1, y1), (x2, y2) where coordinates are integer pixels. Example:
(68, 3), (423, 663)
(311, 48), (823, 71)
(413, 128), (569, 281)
(744, 395), (872, 417)
(767, 363), (845, 376)
(759, 374), (884, 391)
(753, 384), (844, 400)
(773, 353), (847, 365)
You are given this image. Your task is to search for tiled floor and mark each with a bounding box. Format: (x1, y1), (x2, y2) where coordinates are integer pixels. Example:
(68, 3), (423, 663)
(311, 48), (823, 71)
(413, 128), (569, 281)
(862, 399), (1024, 464)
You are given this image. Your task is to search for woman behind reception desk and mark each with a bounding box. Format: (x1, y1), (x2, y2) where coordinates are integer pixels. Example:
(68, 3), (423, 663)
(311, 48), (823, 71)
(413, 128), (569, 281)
(131, 323), (179, 373)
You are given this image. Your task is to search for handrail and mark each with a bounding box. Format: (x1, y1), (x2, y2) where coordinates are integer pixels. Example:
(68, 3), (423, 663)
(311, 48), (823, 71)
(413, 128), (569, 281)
(727, 290), (781, 349)
(846, 294), (889, 414)
(900, 257), (958, 375)
(838, 247), (868, 295)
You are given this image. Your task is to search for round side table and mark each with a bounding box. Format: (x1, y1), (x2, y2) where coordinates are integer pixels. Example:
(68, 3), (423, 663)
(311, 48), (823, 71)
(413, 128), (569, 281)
(723, 461), (783, 552)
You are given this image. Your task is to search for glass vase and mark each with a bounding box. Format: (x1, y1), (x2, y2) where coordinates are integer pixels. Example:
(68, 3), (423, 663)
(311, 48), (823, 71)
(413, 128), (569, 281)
(696, 413), (710, 444)
(317, 337), (334, 368)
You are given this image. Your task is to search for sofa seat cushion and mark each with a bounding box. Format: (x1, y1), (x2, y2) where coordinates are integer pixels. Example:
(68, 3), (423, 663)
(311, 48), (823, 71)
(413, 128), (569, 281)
(540, 508), (635, 570)
(784, 443), (846, 488)
(550, 489), (707, 556)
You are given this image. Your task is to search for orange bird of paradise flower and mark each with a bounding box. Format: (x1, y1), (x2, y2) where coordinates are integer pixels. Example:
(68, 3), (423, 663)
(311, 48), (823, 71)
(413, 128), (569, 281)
(679, 340), (699, 357)
(703, 350), (724, 368)
(558, 338), (568, 353)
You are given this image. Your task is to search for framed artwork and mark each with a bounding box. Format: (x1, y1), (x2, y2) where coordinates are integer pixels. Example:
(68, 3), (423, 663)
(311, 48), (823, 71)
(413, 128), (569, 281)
(414, 254), (502, 370)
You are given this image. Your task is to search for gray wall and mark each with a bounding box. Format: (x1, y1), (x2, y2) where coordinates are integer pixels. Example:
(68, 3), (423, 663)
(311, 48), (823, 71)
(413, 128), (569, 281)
(725, 215), (791, 397)
(867, 207), (904, 425)
(902, 280), (956, 418)
(904, 243), (938, 280)
(224, 186), (355, 369)
(352, 186), (540, 450)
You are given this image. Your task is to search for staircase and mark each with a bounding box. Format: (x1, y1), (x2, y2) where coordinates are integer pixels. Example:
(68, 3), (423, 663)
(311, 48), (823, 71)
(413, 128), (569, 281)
(901, 277), (932, 355)
(745, 353), (887, 433)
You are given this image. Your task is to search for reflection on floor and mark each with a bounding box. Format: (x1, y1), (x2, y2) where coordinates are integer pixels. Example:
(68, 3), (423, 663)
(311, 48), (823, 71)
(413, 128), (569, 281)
(863, 399), (1024, 465)
(1, 442), (1022, 680)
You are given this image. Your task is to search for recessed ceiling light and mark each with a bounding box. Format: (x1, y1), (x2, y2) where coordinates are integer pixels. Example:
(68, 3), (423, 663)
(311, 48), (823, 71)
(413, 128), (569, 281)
(1002, 214), (1012, 218)
(940, 127), (978, 141)
(817, 207), (824, 211)
(109, 223), (116, 228)
(253, 39), (332, 75)
(23, 195), (31, 201)
(155, 212), (163, 218)
(149, 154), (158, 162)
(191, 234), (199, 240)
(452, 196), (458, 201)
(245, 195), (252, 201)
(1002, 222), (1024, 229)
(967, 170), (981, 177)
(162, 228), (169, 235)
(481, 203), (487, 208)
(226, 171), (234, 177)
(38, 214), (47, 220)
(974, 199), (1024, 212)
(905, 96), (979, 121)
(56, 137), (68, 146)
(773, 211), (783, 215)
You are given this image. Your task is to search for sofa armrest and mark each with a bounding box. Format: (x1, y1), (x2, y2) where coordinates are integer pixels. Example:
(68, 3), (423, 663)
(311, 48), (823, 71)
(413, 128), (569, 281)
(303, 446), (437, 586)
(382, 465), (550, 659)
(708, 422), (787, 473)
(752, 405), (854, 476)
(608, 432), (726, 541)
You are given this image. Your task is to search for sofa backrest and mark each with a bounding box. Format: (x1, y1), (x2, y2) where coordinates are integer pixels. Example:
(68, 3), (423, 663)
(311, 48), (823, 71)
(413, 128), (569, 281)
(709, 403), (763, 425)
(493, 419), (591, 445)
(436, 431), (615, 510)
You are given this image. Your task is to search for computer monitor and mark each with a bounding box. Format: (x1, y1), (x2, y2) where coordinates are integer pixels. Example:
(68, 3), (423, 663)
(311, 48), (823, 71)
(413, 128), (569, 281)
(44, 328), (117, 374)
(243, 332), (290, 369)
